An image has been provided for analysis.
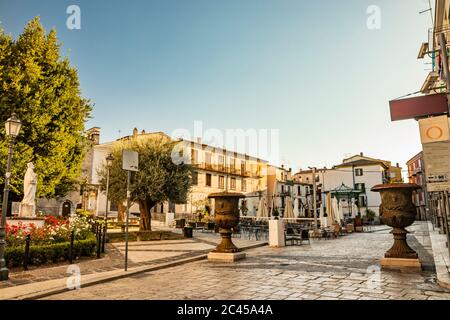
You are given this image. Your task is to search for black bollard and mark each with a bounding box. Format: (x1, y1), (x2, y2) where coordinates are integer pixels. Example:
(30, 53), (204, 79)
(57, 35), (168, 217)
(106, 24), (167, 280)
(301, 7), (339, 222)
(101, 224), (107, 254)
(96, 224), (102, 259)
(23, 234), (31, 271)
(69, 230), (75, 264)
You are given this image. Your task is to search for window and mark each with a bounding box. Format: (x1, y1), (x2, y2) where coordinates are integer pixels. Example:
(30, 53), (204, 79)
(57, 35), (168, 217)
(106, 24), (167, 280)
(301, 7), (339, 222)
(219, 176), (225, 189)
(192, 172), (198, 185)
(355, 183), (366, 193)
(355, 168), (364, 176)
(359, 195), (367, 207)
(191, 149), (198, 164)
(206, 174), (212, 187)
(230, 158), (236, 171)
(241, 161), (246, 175)
(242, 179), (247, 192)
(205, 152), (212, 168)
(281, 185), (285, 193)
(298, 186), (301, 196)
(230, 178), (236, 190)
(110, 201), (118, 212)
(218, 155), (225, 171)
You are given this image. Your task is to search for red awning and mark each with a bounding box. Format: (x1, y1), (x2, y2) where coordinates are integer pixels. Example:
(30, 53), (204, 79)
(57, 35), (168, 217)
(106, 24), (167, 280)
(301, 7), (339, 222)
(389, 93), (448, 121)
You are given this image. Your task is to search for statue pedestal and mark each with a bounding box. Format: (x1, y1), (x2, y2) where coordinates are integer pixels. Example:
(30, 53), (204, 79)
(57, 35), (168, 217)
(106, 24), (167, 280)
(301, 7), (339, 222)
(381, 258), (422, 272)
(19, 204), (36, 218)
(207, 252), (246, 263)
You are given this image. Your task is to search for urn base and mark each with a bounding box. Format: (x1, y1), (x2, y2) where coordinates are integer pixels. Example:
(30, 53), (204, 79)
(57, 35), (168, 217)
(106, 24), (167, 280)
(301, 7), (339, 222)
(381, 258), (422, 272)
(208, 252), (246, 263)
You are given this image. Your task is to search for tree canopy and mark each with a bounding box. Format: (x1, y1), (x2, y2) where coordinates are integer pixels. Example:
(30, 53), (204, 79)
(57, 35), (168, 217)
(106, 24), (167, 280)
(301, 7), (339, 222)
(0, 17), (92, 199)
(98, 136), (194, 231)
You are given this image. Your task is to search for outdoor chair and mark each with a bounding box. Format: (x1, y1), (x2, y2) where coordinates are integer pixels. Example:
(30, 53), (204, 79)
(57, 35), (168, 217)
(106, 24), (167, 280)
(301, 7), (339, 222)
(285, 227), (302, 246)
(232, 225), (242, 238)
(300, 229), (310, 245)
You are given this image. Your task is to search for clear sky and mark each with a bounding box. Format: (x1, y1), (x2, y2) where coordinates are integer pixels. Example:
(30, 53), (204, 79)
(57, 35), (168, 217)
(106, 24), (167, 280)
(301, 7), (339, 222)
(0, 0), (434, 173)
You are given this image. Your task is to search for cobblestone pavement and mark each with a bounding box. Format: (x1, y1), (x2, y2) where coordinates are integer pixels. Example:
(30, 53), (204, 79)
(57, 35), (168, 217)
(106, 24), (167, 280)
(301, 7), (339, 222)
(45, 222), (450, 300)
(0, 229), (264, 289)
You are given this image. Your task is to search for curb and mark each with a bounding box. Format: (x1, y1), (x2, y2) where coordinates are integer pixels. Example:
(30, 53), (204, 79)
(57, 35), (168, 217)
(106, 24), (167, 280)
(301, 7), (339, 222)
(2, 242), (268, 300)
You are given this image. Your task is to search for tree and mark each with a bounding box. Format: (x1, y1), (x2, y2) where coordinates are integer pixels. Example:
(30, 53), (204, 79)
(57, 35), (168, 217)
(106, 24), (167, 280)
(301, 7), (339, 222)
(98, 136), (194, 231)
(0, 17), (92, 199)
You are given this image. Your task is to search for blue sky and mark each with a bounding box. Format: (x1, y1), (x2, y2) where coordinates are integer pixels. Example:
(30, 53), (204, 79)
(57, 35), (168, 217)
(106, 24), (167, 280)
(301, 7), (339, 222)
(0, 0), (433, 172)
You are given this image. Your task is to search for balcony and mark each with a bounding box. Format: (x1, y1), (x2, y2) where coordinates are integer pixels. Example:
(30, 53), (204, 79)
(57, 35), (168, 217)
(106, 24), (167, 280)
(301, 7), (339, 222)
(192, 163), (263, 178)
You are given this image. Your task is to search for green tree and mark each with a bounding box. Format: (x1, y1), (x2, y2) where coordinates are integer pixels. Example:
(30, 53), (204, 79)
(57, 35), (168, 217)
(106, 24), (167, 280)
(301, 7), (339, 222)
(97, 136), (194, 231)
(0, 17), (91, 199)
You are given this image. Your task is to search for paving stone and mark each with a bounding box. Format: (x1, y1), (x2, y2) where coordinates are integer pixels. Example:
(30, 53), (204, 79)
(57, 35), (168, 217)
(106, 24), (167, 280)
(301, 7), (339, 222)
(38, 222), (450, 301)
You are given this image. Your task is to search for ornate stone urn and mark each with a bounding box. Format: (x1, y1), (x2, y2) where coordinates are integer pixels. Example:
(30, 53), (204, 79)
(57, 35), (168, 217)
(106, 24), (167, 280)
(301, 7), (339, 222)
(208, 192), (244, 253)
(371, 184), (421, 265)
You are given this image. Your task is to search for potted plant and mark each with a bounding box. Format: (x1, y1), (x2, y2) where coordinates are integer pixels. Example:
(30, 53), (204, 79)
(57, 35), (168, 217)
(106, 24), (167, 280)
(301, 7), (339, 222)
(272, 206), (280, 220)
(240, 200), (249, 217)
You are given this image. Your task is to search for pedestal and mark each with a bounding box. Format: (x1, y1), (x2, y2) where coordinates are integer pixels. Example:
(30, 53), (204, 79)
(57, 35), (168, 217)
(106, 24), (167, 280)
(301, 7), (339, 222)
(207, 252), (246, 263)
(19, 204), (36, 218)
(381, 258), (422, 272)
(269, 219), (285, 248)
(165, 212), (175, 227)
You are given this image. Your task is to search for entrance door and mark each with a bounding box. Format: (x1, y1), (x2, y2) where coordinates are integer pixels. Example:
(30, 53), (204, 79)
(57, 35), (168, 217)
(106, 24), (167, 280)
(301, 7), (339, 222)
(62, 201), (72, 217)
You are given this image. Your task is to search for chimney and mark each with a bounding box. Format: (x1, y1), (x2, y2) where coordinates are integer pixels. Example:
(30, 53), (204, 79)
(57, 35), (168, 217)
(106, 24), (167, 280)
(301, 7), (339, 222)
(87, 127), (100, 145)
(396, 163), (400, 168)
(141, 129), (146, 135)
(133, 128), (138, 138)
(360, 152), (364, 156)
(196, 137), (202, 144)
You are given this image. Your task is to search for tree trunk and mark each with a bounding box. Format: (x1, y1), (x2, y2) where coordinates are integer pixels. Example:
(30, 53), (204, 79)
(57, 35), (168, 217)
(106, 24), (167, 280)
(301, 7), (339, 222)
(117, 202), (126, 223)
(139, 198), (156, 231)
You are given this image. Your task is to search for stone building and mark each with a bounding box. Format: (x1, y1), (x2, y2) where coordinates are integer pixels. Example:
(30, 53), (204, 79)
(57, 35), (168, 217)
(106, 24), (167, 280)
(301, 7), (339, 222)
(406, 151), (429, 221)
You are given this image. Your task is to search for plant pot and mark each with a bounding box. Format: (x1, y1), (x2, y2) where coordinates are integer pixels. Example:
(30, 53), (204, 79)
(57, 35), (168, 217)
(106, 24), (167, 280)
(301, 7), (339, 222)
(208, 192), (245, 253)
(371, 183), (421, 259)
(183, 226), (193, 238)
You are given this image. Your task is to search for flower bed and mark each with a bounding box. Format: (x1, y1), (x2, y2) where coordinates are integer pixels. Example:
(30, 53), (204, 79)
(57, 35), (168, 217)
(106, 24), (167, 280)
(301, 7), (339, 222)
(5, 214), (97, 267)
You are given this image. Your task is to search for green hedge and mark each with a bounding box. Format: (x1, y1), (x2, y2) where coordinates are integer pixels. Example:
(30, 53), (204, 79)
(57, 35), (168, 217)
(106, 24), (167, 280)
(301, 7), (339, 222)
(107, 231), (184, 243)
(5, 236), (97, 268)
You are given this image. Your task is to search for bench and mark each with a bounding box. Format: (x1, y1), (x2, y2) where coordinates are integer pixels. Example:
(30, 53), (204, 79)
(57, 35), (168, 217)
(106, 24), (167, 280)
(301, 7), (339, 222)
(285, 227), (308, 246)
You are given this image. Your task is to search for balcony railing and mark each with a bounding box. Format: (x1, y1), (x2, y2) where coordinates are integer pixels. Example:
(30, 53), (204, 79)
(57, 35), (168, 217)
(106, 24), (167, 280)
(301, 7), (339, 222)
(192, 163), (263, 178)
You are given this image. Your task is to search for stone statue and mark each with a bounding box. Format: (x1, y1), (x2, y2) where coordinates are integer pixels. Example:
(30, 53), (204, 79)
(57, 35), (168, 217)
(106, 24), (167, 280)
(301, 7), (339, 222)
(20, 162), (37, 217)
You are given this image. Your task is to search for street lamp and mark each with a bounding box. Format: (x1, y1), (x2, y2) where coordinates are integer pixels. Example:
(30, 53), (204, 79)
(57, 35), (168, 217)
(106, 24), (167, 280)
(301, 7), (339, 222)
(1, 113), (22, 281)
(102, 153), (114, 253)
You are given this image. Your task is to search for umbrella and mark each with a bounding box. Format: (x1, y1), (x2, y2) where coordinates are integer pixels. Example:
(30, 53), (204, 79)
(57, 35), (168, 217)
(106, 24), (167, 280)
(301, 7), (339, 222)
(293, 198), (300, 217)
(284, 197), (295, 222)
(326, 193), (335, 226)
(338, 200), (345, 222)
(299, 199), (306, 217)
(257, 196), (268, 220)
(332, 197), (341, 223)
(352, 199), (359, 218)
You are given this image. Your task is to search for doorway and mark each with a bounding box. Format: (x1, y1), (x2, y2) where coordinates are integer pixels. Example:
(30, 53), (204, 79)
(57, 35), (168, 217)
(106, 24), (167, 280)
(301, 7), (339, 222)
(62, 201), (72, 217)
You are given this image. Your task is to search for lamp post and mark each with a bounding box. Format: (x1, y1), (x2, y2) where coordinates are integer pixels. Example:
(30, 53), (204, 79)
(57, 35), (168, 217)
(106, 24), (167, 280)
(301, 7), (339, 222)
(1, 113), (22, 281)
(102, 154), (114, 253)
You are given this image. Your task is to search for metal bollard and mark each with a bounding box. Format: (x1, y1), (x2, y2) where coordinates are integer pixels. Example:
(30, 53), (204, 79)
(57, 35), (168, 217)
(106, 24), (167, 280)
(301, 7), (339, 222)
(69, 230), (75, 264)
(23, 234), (31, 271)
(96, 224), (102, 259)
(101, 224), (107, 254)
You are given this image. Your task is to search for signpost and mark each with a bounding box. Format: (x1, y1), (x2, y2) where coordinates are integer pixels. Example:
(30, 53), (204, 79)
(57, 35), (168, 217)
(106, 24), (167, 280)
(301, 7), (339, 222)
(122, 150), (139, 271)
